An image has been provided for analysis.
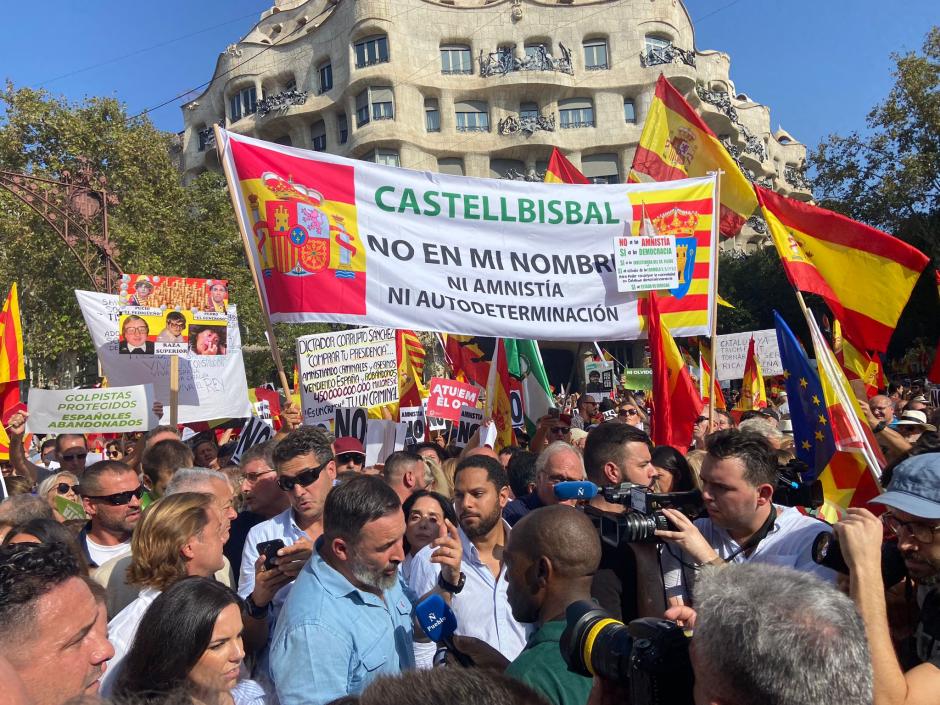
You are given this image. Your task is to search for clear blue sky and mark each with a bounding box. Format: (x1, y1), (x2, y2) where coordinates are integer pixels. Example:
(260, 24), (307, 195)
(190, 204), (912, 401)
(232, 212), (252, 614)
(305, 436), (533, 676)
(0, 0), (935, 152)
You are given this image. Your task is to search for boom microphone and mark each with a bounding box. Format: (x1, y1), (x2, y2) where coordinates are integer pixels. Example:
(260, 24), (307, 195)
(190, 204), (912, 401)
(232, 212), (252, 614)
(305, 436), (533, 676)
(554, 481), (600, 502)
(415, 593), (473, 667)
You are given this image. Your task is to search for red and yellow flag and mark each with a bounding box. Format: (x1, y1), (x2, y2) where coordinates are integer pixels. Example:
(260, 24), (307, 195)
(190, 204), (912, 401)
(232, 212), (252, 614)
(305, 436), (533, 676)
(629, 75), (757, 237)
(544, 148), (590, 184)
(485, 339), (516, 451)
(699, 345), (726, 410)
(0, 284), (26, 461)
(647, 292), (703, 452)
(833, 319), (881, 397)
(757, 186), (929, 353)
(734, 337), (767, 411)
(397, 329), (427, 410)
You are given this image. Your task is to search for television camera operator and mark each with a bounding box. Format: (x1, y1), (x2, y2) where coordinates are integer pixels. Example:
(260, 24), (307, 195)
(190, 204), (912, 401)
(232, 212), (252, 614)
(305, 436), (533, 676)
(657, 429), (836, 605)
(834, 454), (940, 705)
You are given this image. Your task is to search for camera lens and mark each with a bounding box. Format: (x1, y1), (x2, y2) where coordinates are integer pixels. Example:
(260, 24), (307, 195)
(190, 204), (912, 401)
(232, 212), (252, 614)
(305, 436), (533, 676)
(560, 600), (634, 682)
(619, 512), (659, 542)
(812, 531), (848, 574)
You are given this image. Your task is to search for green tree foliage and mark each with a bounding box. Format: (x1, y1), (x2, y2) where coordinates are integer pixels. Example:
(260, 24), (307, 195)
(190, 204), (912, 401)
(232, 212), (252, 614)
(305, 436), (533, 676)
(0, 85), (328, 388)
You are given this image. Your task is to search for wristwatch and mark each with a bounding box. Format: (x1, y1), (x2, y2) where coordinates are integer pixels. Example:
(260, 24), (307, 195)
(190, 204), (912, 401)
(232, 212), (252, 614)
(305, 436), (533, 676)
(438, 571), (466, 594)
(245, 594), (270, 619)
(872, 421), (887, 434)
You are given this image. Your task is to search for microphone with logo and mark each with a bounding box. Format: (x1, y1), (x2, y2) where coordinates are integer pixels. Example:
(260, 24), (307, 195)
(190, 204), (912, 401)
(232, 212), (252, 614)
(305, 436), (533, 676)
(414, 593), (474, 667)
(554, 480), (600, 503)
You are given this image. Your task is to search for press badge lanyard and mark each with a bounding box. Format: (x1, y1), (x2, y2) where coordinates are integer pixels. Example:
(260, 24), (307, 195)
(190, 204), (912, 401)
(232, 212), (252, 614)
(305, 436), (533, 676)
(725, 507), (777, 562)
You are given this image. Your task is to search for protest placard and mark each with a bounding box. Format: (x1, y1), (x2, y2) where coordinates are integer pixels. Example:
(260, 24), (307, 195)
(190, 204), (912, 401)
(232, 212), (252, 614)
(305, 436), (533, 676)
(400, 405), (427, 445)
(221, 131), (719, 340)
(230, 416), (275, 464)
(26, 385), (156, 434)
(76, 290), (252, 424)
(454, 406), (484, 448)
(54, 495), (87, 521)
(715, 329), (783, 380)
(296, 327), (398, 427)
(426, 377), (480, 422)
(332, 407), (369, 443)
(584, 360), (615, 401)
(621, 368), (653, 391)
(613, 222), (679, 293)
(364, 420), (406, 467)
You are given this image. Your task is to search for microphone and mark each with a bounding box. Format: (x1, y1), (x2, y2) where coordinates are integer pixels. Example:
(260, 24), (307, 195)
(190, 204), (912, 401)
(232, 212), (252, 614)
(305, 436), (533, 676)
(415, 593), (473, 667)
(554, 480), (599, 502)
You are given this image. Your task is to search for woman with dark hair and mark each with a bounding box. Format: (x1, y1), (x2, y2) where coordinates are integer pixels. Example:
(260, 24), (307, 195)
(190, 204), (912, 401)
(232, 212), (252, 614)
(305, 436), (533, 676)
(1, 517), (90, 574)
(114, 576), (264, 705)
(401, 490), (457, 586)
(651, 445), (698, 493)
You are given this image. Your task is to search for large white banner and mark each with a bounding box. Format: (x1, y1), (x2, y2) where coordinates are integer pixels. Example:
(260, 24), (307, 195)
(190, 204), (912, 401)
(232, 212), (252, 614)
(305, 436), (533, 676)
(76, 290), (252, 423)
(26, 385), (156, 434)
(715, 329), (783, 381)
(296, 327), (399, 426)
(220, 131), (718, 340)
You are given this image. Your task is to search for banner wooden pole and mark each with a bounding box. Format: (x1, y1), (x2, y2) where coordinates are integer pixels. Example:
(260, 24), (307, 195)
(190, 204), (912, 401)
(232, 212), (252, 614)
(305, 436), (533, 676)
(213, 126), (292, 401)
(707, 170), (723, 429)
(169, 355), (179, 427)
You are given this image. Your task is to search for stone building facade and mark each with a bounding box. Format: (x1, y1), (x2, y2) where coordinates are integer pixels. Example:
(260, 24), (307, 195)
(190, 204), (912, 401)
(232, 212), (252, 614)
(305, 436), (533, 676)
(180, 0), (810, 251)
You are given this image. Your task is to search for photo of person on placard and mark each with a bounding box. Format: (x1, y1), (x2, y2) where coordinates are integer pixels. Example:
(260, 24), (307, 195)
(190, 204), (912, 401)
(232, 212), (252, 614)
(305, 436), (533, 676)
(128, 278), (154, 307)
(119, 315), (155, 354)
(205, 281), (228, 313)
(156, 311), (187, 343)
(189, 325), (227, 356)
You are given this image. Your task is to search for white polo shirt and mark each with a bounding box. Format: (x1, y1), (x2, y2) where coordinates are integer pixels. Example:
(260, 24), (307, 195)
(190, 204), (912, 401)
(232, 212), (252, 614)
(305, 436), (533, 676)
(661, 505), (837, 602)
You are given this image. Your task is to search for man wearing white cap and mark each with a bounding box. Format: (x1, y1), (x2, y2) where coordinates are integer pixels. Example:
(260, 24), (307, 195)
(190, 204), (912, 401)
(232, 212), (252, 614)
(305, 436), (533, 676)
(834, 454), (940, 704)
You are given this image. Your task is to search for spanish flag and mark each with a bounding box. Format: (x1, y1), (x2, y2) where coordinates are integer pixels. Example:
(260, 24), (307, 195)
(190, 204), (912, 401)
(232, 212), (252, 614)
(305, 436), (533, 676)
(734, 337), (767, 411)
(484, 339), (516, 451)
(756, 186), (929, 353)
(699, 345), (726, 410)
(833, 319), (881, 397)
(544, 148), (590, 184)
(647, 292), (703, 452)
(0, 284), (26, 462)
(397, 329), (427, 409)
(629, 75), (757, 237)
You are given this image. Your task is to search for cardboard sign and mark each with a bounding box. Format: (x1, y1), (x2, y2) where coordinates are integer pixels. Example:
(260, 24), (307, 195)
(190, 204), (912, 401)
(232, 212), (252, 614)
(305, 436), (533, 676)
(621, 368), (653, 391)
(454, 406), (484, 448)
(54, 495), (87, 521)
(332, 407), (369, 444)
(364, 420), (407, 467)
(426, 378), (480, 422)
(584, 359), (615, 400)
(613, 227), (679, 293)
(230, 416), (274, 465)
(26, 385), (156, 434)
(296, 327), (399, 427)
(715, 329), (783, 381)
(509, 389), (525, 429)
(400, 405), (427, 445)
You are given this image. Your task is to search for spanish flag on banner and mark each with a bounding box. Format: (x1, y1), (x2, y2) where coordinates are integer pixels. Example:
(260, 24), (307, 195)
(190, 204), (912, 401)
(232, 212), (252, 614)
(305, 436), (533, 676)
(544, 148), (590, 184)
(647, 292), (703, 452)
(629, 75), (757, 238)
(734, 337), (767, 411)
(756, 186), (929, 353)
(699, 345), (726, 410)
(0, 284), (26, 462)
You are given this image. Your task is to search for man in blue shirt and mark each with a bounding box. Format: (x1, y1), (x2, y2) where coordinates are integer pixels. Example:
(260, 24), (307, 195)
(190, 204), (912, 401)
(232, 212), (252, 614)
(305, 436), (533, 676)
(270, 474), (414, 704)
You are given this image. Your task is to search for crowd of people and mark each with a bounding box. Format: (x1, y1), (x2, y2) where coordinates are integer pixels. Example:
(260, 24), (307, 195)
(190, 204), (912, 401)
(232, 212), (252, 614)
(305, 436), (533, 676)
(0, 378), (939, 705)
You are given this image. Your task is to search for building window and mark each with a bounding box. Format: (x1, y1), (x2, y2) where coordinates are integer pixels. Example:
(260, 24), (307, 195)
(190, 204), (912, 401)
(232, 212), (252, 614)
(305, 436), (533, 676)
(624, 99), (636, 124)
(318, 62), (333, 94)
(645, 34), (672, 54)
(455, 100), (489, 132)
(367, 149), (400, 167)
(354, 35), (389, 68)
(520, 101), (539, 121)
(437, 157), (465, 176)
(441, 45), (473, 75)
(425, 98), (441, 132)
(272, 135), (292, 146)
(311, 120), (326, 151)
(583, 39), (609, 70)
(559, 98), (594, 128)
(582, 153), (620, 184)
(356, 87), (394, 127)
(228, 86), (256, 121)
(337, 114), (348, 144)
(524, 43), (549, 61)
(490, 158), (526, 179)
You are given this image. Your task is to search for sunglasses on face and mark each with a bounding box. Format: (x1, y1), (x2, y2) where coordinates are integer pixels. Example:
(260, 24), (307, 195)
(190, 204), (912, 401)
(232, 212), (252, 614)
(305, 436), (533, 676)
(549, 426), (571, 435)
(56, 483), (80, 495)
(107, 450), (122, 458)
(336, 453), (363, 465)
(619, 409), (639, 417)
(61, 452), (88, 463)
(84, 485), (146, 506)
(277, 459), (332, 492)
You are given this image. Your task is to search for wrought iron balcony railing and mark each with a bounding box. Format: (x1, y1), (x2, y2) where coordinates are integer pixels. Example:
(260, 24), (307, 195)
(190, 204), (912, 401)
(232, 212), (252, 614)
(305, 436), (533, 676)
(257, 89), (308, 117)
(640, 44), (696, 68)
(480, 43), (573, 77)
(497, 112), (555, 136)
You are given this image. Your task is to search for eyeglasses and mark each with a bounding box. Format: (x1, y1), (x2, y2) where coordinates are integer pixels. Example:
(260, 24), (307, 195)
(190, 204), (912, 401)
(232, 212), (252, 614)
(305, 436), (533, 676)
(124, 326), (148, 335)
(277, 459), (332, 491)
(883, 513), (940, 544)
(619, 409), (639, 417)
(61, 452), (88, 463)
(168, 321), (185, 329)
(337, 453), (364, 465)
(83, 485), (146, 506)
(243, 469), (275, 484)
(107, 450), (122, 458)
(549, 426), (571, 435)
(56, 483), (80, 495)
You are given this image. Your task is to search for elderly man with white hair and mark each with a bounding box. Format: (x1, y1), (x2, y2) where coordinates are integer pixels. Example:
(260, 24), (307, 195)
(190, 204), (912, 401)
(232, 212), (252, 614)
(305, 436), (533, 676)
(503, 441), (585, 526)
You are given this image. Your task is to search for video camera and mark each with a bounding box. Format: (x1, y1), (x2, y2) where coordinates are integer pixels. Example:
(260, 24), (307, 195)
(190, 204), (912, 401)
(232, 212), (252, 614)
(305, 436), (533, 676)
(773, 459), (823, 510)
(560, 600), (693, 705)
(811, 531), (908, 585)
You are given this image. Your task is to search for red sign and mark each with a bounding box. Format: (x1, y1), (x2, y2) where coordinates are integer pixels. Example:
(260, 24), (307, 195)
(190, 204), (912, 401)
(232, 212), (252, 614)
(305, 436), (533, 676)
(426, 377), (480, 422)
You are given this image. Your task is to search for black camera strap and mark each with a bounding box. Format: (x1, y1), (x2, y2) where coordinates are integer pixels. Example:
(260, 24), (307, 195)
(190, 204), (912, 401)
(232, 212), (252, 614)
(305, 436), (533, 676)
(724, 506), (777, 562)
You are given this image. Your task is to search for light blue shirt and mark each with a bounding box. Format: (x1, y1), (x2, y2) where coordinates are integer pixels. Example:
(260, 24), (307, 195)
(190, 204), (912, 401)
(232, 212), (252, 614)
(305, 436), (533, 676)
(269, 540), (415, 705)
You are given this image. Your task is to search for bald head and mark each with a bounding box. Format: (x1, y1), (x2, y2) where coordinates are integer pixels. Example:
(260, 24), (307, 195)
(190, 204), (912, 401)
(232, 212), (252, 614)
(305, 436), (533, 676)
(466, 446), (499, 461)
(512, 505), (601, 578)
(870, 395), (895, 423)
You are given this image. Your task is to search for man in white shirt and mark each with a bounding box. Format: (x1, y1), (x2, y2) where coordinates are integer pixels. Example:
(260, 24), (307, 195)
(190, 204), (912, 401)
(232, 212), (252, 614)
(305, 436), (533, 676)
(408, 454), (531, 664)
(78, 461), (144, 568)
(658, 429), (835, 604)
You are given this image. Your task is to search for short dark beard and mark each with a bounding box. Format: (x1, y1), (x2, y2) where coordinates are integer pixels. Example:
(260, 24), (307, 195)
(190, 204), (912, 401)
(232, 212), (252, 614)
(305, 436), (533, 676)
(462, 502), (501, 540)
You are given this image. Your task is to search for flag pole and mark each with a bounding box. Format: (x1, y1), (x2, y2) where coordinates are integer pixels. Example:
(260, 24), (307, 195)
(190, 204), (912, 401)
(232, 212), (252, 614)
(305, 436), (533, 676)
(169, 355), (179, 427)
(707, 170), (723, 430)
(213, 126), (292, 400)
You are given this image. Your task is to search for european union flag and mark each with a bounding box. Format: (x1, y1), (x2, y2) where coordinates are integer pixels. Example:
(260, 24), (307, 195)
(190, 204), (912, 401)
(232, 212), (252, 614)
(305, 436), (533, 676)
(773, 311), (836, 482)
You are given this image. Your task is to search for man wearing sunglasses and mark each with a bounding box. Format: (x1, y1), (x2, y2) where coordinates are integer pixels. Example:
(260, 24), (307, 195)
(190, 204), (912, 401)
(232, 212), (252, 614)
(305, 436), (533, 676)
(238, 427), (331, 645)
(78, 460), (144, 568)
(334, 436), (366, 473)
(5, 409), (89, 483)
(835, 454), (940, 705)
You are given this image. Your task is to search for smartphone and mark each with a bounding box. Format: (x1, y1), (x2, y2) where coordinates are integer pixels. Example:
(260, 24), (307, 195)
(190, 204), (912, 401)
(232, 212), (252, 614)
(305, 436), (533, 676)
(257, 539), (286, 570)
